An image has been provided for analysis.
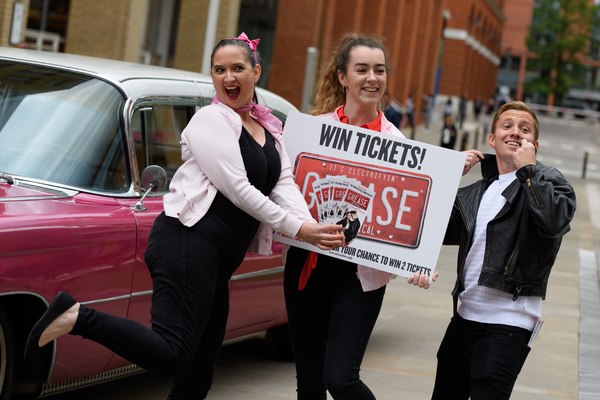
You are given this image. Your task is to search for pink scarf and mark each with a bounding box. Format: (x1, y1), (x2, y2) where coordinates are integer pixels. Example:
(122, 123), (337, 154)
(211, 93), (283, 135)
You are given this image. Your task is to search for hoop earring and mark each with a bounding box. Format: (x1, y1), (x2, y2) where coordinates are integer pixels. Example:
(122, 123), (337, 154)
(342, 86), (347, 94)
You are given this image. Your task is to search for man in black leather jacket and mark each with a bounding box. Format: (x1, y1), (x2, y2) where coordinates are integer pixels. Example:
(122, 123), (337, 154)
(431, 101), (576, 400)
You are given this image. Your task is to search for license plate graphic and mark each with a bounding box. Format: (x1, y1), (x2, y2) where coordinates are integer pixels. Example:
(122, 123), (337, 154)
(293, 153), (432, 248)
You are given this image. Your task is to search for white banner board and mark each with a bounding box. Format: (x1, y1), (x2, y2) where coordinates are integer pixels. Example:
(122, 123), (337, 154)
(274, 111), (466, 278)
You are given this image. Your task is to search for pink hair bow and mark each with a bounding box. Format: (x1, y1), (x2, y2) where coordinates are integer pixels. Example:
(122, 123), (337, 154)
(229, 32), (260, 62)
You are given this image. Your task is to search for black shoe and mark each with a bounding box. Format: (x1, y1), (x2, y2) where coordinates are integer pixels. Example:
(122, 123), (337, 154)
(24, 291), (77, 360)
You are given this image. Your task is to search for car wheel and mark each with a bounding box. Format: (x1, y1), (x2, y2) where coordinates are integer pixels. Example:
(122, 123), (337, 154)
(0, 308), (14, 400)
(269, 325), (294, 361)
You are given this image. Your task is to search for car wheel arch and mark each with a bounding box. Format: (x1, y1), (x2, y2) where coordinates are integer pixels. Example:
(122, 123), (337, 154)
(0, 294), (52, 398)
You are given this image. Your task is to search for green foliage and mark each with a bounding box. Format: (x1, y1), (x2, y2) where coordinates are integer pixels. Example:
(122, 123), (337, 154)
(524, 0), (599, 102)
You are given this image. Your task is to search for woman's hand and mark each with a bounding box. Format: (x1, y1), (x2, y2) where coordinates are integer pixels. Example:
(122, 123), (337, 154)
(296, 222), (345, 251)
(406, 271), (438, 289)
(462, 150), (484, 175)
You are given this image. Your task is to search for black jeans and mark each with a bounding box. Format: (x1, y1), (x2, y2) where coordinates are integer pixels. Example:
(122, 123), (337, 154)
(71, 212), (242, 399)
(284, 247), (386, 400)
(432, 314), (532, 400)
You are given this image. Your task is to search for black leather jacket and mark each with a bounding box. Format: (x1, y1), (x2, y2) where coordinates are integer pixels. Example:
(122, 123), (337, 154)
(444, 155), (576, 305)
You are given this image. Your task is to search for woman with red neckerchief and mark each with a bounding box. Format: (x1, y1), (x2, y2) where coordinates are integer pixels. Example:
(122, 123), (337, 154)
(24, 33), (344, 400)
(284, 33), (436, 400)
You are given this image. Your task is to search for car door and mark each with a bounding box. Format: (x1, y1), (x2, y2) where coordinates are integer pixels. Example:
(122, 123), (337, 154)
(111, 100), (198, 370)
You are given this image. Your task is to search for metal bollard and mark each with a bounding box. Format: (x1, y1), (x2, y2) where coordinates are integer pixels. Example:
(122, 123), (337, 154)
(461, 132), (469, 151)
(582, 152), (589, 178)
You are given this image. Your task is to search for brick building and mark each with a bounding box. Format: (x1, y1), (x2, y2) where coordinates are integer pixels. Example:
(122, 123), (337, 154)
(1, 0), (505, 120)
(498, 0), (600, 106)
(270, 0), (505, 120)
(495, 0), (535, 101)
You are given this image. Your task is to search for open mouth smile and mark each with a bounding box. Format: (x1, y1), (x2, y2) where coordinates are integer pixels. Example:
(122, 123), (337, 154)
(225, 86), (240, 101)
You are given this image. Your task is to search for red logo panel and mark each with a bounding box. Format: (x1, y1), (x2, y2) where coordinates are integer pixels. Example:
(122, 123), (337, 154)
(293, 153), (432, 248)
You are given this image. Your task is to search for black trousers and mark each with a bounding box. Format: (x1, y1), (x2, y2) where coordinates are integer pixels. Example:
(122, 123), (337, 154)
(432, 314), (532, 400)
(71, 212), (243, 399)
(284, 247), (386, 400)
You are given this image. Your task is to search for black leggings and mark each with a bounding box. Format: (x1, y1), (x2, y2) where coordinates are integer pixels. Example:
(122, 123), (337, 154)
(71, 213), (243, 399)
(284, 247), (386, 400)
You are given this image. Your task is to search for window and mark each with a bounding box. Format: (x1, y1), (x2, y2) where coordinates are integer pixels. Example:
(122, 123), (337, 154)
(132, 105), (195, 189)
(140, 0), (181, 67)
(26, 0), (70, 52)
(238, 0), (279, 88)
(0, 62), (128, 191)
(510, 57), (521, 72)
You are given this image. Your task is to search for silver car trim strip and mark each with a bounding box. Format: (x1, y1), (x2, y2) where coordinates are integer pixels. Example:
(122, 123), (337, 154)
(0, 179), (79, 202)
(229, 265), (285, 281)
(80, 294), (133, 305)
(81, 266), (285, 306)
(39, 365), (146, 398)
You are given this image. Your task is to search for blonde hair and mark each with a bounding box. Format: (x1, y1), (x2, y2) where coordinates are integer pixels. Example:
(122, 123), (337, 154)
(309, 32), (389, 116)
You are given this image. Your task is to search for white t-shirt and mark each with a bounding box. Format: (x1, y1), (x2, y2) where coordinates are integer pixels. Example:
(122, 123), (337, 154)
(458, 171), (541, 331)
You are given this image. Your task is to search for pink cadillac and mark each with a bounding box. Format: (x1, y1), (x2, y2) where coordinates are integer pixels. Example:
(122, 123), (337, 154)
(0, 48), (294, 399)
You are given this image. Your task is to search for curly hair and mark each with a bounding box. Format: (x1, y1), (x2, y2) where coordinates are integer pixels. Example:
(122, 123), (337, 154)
(309, 32), (389, 116)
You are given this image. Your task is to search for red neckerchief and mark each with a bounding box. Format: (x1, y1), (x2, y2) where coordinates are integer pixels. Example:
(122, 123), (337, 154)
(336, 105), (383, 132)
(298, 106), (383, 290)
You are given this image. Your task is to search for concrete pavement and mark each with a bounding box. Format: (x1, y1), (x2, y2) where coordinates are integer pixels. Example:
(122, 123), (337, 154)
(46, 114), (600, 400)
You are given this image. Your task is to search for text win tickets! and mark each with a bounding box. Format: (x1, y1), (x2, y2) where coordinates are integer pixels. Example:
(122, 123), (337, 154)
(275, 111), (467, 278)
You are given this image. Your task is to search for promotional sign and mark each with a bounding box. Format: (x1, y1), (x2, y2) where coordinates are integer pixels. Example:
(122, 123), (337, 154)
(274, 111), (466, 279)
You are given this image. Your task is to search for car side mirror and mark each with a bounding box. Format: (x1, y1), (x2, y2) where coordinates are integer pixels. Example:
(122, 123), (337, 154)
(130, 165), (168, 211)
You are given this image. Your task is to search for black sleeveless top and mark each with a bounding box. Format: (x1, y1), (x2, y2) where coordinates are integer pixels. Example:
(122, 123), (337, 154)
(192, 126), (281, 266)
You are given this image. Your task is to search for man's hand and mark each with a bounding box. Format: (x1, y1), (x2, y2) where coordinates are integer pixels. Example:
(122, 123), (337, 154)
(462, 150), (484, 176)
(513, 139), (537, 169)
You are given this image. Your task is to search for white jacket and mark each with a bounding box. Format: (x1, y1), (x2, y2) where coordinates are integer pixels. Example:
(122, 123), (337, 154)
(163, 102), (314, 254)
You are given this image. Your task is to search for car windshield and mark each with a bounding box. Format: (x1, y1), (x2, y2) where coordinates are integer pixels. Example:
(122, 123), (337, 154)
(0, 61), (129, 192)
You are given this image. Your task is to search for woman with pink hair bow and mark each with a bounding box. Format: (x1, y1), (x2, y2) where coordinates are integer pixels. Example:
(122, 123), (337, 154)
(24, 33), (344, 399)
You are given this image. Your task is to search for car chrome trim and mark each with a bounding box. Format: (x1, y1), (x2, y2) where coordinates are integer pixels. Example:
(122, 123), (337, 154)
(229, 266), (285, 281)
(38, 364), (146, 398)
(80, 294), (132, 306)
(0, 179), (79, 202)
(223, 331), (267, 346)
(131, 290), (153, 298)
(79, 266), (285, 305)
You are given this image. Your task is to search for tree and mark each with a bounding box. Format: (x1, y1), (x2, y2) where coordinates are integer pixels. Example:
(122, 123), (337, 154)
(524, 0), (600, 104)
